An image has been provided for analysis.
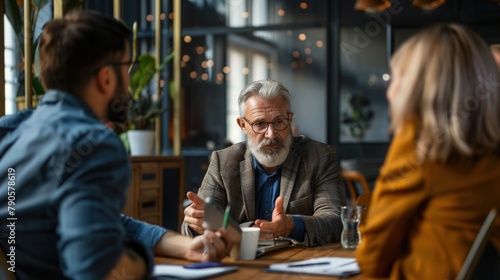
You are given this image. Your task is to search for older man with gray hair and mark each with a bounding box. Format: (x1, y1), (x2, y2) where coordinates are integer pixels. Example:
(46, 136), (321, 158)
(182, 79), (347, 246)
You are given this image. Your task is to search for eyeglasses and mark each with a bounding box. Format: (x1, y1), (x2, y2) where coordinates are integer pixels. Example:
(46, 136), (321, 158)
(109, 60), (139, 74)
(241, 113), (291, 134)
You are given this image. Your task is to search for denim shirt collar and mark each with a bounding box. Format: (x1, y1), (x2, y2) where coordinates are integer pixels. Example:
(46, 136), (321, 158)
(40, 89), (100, 121)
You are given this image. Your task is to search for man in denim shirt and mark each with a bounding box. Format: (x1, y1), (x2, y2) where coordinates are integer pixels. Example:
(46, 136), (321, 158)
(0, 10), (230, 280)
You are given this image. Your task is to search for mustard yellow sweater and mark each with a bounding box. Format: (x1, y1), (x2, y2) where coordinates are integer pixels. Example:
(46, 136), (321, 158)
(356, 121), (500, 280)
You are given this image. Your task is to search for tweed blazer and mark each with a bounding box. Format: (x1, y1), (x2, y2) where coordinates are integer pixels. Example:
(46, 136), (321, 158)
(182, 136), (347, 246)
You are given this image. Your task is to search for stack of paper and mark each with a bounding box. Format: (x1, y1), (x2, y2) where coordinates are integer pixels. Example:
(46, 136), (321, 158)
(153, 264), (238, 279)
(266, 257), (360, 277)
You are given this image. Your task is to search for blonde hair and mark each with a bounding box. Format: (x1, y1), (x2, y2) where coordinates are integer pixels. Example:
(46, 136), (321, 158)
(390, 24), (500, 162)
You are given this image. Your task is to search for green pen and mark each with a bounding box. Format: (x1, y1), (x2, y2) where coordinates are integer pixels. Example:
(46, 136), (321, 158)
(222, 204), (231, 229)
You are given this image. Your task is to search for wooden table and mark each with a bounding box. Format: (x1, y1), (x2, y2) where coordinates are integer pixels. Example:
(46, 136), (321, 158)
(155, 243), (364, 279)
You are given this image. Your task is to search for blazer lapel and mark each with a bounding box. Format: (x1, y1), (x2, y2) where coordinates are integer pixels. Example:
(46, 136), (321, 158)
(240, 148), (256, 221)
(280, 139), (300, 212)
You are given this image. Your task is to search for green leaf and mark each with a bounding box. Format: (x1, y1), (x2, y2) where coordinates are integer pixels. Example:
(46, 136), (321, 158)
(33, 35), (41, 76)
(159, 52), (174, 71)
(5, 0), (23, 36)
(32, 75), (45, 96)
(129, 54), (156, 99)
(32, 0), (50, 10)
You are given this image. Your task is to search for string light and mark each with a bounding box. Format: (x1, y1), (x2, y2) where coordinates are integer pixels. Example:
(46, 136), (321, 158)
(184, 36), (192, 43)
(277, 9), (285, 16)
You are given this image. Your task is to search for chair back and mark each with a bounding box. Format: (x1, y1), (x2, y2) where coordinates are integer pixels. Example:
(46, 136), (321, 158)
(0, 246), (17, 280)
(342, 170), (371, 205)
(356, 192), (372, 225)
(456, 208), (499, 280)
(340, 158), (383, 188)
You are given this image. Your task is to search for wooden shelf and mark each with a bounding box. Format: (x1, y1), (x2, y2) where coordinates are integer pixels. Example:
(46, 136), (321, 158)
(123, 156), (184, 230)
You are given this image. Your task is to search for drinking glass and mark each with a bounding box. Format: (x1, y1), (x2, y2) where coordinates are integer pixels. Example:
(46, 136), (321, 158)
(341, 205), (363, 249)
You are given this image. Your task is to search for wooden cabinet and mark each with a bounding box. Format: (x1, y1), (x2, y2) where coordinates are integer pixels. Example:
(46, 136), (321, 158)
(123, 156), (184, 230)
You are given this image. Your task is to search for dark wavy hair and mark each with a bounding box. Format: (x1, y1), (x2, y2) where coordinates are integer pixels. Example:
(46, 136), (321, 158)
(39, 10), (131, 96)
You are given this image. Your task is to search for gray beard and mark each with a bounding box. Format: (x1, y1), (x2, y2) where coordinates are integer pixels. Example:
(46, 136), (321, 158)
(247, 131), (293, 168)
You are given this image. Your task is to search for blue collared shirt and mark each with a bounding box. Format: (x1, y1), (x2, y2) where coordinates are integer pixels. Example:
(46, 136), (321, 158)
(0, 90), (158, 279)
(253, 157), (305, 241)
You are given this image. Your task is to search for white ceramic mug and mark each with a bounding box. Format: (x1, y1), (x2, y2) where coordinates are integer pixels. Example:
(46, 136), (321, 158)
(230, 227), (260, 260)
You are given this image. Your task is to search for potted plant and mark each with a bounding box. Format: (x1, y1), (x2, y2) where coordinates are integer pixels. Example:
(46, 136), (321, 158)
(5, 0), (85, 110)
(124, 23), (172, 155)
(341, 93), (374, 141)
(5, 0), (49, 110)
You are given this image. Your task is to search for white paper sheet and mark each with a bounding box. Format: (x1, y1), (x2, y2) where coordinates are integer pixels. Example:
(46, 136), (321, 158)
(267, 257), (360, 277)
